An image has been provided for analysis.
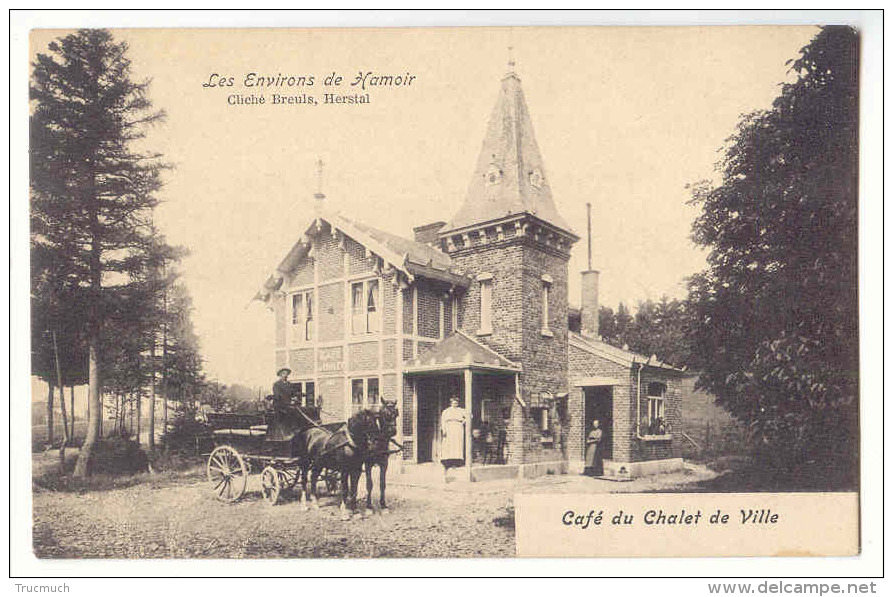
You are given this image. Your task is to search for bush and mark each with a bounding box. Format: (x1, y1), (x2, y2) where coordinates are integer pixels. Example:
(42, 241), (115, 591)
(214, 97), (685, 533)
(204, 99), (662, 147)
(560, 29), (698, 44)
(148, 449), (202, 473)
(159, 413), (211, 455)
(91, 435), (149, 475)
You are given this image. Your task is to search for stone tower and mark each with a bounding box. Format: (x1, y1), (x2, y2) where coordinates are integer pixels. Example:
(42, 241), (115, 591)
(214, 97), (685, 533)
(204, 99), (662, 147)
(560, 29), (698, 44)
(439, 60), (578, 407)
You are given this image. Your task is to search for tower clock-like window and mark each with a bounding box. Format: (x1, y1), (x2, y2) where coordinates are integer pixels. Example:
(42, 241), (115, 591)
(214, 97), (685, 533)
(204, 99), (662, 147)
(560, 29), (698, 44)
(529, 169), (543, 189)
(486, 163), (502, 186)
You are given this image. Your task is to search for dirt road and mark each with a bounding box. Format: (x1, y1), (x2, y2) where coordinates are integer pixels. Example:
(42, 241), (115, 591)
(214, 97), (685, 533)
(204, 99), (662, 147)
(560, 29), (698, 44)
(32, 458), (716, 558)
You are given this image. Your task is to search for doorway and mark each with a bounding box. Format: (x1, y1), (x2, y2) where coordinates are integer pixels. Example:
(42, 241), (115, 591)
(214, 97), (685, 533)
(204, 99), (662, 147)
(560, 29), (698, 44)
(583, 386), (613, 460)
(416, 376), (462, 463)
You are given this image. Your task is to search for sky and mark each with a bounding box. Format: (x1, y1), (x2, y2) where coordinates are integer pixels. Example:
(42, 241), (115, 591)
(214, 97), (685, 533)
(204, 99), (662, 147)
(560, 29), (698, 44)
(29, 25), (818, 393)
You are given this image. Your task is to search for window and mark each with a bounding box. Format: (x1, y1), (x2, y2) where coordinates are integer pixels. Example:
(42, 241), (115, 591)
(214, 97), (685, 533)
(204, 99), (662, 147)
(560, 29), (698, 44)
(366, 280), (379, 333)
(367, 377), (380, 404)
(351, 379), (364, 407)
(541, 276), (553, 336)
(304, 292), (313, 341)
(304, 381), (315, 406)
(532, 405), (554, 444)
(291, 290), (314, 342)
(477, 273), (493, 335)
(351, 279), (380, 334)
(646, 382), (667, 435)
(351, 377), (380, 413)
(291, 293), (302, 325)
(292, 381), (316, 407)
(351, 283), (364, 334)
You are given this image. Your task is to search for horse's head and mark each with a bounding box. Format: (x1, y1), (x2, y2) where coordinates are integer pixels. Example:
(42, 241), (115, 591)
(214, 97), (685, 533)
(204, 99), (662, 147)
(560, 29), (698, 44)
(378, 399), (399, 440)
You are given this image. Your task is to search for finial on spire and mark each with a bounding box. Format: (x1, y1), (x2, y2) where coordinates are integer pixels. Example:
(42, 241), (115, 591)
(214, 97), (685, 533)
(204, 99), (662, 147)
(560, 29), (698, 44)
(314, 156), (325, 200)
(507, 45), (516, 71)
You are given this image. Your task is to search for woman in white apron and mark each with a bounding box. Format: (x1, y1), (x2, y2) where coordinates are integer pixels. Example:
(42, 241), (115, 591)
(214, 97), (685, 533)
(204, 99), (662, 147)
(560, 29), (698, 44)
(440, 397), (467, 482)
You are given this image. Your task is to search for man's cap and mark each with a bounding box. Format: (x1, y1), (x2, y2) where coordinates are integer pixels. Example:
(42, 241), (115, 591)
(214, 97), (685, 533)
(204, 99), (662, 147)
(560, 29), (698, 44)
(277, 367), (292, 376)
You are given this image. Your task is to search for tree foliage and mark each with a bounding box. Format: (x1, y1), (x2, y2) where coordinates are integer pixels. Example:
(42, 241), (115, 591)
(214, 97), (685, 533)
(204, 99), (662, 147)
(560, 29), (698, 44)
(30, 29), (177, 475)
(598, 297), (694, 369)
(686, 27), (859, 480)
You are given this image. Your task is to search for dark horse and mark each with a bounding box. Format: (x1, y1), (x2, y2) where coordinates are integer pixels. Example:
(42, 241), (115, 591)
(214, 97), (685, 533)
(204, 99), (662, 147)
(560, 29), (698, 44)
(297, 408), (380, 518)
(362, 399), (400, 511)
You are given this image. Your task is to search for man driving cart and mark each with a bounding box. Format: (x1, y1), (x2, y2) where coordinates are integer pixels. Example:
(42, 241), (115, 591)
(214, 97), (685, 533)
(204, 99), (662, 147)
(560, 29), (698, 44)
(268, 367), (301, 441)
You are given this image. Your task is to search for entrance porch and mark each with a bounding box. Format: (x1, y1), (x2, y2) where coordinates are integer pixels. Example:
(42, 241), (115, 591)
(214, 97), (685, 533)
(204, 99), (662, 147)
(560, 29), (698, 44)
(403, 332), (522, 481)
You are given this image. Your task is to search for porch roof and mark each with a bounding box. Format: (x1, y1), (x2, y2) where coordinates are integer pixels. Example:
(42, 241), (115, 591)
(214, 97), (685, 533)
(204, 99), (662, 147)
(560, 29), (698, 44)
(404, 331), (521, 375)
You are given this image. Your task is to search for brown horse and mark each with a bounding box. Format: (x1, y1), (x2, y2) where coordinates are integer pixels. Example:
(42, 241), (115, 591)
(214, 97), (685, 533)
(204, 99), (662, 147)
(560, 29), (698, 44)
(298, 409), (379, 517)
(362, 399), (400, 511)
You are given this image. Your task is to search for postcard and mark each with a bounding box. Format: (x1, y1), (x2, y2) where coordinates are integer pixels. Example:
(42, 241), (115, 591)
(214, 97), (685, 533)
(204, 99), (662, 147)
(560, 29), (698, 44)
(16, 19), (876, 574)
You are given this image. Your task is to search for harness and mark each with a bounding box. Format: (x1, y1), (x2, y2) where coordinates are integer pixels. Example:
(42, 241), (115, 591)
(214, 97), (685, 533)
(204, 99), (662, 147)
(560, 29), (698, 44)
(314, 423), (358, 459)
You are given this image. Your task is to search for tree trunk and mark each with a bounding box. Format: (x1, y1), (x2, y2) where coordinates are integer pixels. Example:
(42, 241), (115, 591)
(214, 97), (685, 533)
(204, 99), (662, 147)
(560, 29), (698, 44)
(69, 386), (75, 440)
(118, 393), (125, 435)
(136, 389), (142, 446)
(74, 338), (100, 477)
(53, 331), (70, 469)
(74, 182), (102, 478)
(161, 297), (168, 438)
(45, 382), (55, 448)
(148, 341), (156, 452)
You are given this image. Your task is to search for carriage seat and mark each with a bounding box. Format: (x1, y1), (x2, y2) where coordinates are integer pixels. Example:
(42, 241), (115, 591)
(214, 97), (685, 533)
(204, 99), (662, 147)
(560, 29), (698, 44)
(212, 427), (266, 437)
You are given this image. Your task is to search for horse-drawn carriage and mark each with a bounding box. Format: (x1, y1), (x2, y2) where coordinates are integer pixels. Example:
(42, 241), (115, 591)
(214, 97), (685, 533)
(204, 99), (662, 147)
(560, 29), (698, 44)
(203, 406), (340, 505)
(203, 400), (401, 512)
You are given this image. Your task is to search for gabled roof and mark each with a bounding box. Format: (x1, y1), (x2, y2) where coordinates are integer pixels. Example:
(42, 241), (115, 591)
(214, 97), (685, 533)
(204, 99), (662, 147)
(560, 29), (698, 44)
(335, 214), (452, 272)
(569, 332), (685, 374)
(404, 331), (521, 374)
(255, 206), (470, 302)
(443, 65), (573, 235)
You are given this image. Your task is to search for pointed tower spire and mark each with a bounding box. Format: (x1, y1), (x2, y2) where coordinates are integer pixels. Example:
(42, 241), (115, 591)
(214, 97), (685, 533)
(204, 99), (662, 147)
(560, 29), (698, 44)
(443, 57), (572, 235)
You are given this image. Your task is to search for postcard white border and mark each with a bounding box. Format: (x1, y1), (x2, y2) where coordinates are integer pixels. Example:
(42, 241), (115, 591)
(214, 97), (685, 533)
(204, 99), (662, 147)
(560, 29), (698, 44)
(8, 9), (884, 579)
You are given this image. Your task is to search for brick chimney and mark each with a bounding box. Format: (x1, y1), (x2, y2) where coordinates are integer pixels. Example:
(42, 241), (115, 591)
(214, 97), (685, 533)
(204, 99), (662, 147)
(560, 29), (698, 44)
(413, 221), (446, 246)
(581, 269), (600, 338)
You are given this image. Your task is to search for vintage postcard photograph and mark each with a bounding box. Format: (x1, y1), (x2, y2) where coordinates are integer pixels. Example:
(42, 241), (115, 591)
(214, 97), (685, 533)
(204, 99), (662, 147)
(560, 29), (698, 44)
(14, 14), (881, 576)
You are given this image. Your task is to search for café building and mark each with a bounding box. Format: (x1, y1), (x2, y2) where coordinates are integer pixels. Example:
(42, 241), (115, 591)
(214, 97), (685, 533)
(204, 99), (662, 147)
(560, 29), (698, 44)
(256, 61), (683, 480)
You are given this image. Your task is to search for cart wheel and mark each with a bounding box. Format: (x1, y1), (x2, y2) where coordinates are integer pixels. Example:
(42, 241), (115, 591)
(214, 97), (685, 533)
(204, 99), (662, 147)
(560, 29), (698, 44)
(207, 445), (248, 503)
(280, 467), (300, 491)
(261, 466), (282, 506)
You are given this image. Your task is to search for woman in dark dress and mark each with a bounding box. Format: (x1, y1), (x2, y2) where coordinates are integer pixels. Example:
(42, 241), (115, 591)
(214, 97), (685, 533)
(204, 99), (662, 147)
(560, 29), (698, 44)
(584, 419), (603, 477)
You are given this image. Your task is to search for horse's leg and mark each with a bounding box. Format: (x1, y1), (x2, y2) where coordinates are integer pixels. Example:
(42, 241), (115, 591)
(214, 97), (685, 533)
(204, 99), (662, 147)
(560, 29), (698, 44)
(379, 457), (388, 510)
(299, 463), (309, 511)
(364, 461), (374, 512)
(309, 465), (321, 509)
(349, 466), (361, 514)
(339, 467), (350, 520)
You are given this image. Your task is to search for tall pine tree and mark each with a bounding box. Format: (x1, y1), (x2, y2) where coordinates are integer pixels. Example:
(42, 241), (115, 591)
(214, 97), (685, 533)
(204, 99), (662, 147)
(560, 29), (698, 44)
(31, 29), (169, 476)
